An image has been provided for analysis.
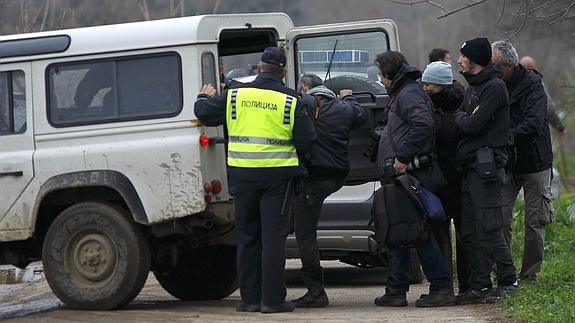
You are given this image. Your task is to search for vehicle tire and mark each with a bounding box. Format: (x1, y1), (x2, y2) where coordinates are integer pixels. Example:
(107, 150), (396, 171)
(153, 245), (238, 300)
(42, 202), (150, 310)
(324, 74), (385, 94)
(408, 248), (424, 284)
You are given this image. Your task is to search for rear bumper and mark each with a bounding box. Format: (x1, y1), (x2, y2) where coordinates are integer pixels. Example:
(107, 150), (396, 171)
(285, 229), (377, 258)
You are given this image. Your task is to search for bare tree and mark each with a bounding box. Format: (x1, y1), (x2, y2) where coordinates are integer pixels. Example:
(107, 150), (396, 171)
(388, 0), (575, 39)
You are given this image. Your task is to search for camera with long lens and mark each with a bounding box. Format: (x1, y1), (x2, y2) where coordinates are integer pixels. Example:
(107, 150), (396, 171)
(407, 155), (430, 171)
(363, 128), (384, 162)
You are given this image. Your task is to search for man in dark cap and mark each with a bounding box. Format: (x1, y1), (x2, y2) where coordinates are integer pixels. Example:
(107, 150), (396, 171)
(194, 47), (315, 313)
(454, 37), (518, 304)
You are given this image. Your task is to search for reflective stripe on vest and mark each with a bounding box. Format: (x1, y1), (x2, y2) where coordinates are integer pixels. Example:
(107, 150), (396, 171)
(226, 87), (298, 168)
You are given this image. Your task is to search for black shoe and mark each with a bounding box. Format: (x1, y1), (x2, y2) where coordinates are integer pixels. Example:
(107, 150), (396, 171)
(415, 290), (457, 307)
(374, 294), (408, 307)
(235, 301), (261, 312)
(486, 283), (519, 303)
(456, 288), (491, 305)
(261, 301), (295, 314)
(292, 290), (329, 308)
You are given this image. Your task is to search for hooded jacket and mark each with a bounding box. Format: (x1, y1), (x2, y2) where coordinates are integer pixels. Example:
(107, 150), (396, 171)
(455, 64), (510, 165)
(377, 64), (435, 166)
(507, 64), (552, 174)
(301, 85), (367, 178)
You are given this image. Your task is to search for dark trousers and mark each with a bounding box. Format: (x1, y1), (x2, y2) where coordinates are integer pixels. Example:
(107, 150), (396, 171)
(460, 168), (517, 291)
(234, 179), (290, 306)
(293, 177), (346, 291)
(438, 160), (471, 293)
(385, 236), (451, 295)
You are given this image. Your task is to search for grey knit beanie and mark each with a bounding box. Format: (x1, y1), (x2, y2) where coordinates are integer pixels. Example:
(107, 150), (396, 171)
(421, 61), (453, 85)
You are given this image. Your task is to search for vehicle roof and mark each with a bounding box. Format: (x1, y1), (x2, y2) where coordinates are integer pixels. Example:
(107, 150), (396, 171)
(0, 13), (294, 62)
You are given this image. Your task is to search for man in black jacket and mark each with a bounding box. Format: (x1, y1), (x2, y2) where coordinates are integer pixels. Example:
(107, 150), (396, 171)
(492, 41), (554, 282)
(194, 47), (316, 313)
(291, 73), (367, 308)
(374, 51), (454, 308)
(455, 38), (518, 304)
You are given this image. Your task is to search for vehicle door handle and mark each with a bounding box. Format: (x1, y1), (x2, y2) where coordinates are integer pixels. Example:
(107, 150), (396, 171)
(0, 171), (24, 177)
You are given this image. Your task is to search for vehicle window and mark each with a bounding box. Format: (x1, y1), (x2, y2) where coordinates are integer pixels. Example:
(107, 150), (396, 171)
(0, 70), (26, 135)
(294, 32), (388, 95)
(47, 53), (182, 126)
(201, 52), (217, 90)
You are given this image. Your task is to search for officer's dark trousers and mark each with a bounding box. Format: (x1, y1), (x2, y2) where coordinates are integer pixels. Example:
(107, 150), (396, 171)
(293, 177), (345, 292)
(234, 179), (289, 306)
(460, 168), (517, 291)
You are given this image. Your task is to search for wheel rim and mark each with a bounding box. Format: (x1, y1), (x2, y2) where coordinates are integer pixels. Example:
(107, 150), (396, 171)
(69, 232), (117, 285)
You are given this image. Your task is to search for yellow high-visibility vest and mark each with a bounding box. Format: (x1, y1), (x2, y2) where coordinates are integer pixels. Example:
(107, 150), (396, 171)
(226, 87), (298, 168)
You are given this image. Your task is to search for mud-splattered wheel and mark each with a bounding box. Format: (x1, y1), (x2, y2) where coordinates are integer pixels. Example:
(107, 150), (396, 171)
(42, 202), (150, 310)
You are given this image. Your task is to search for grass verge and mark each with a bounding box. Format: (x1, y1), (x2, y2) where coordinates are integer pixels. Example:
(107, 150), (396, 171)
(503, 195), (575, 323)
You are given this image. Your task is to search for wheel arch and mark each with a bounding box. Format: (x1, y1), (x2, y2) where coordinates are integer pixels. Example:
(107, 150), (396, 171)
(32, 170), (149, 240)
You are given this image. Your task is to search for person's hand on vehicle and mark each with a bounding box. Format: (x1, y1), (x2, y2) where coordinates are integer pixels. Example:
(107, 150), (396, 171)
(199, 84), (217, 98)
(339, 89), (353, 99)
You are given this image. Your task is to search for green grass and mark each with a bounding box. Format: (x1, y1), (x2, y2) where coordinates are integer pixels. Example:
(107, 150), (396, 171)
(503, 196), (575, 323)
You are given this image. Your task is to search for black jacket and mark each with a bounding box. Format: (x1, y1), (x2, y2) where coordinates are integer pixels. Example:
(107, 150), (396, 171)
(507, 64), (553, 174)
(301, 85), (368, 179)
(378, 64), (435, 166)
(455, 64), (510, 165)
(194, 72), (316, 193)
(431, 84), (464, 166)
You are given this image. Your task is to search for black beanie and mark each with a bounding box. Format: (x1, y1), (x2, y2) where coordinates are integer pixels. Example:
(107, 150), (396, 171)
(460, 37), (491, 66)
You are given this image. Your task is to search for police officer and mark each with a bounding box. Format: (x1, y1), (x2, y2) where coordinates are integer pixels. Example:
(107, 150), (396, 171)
(455, 38), (518, 304)
(194, 47), (315, 313)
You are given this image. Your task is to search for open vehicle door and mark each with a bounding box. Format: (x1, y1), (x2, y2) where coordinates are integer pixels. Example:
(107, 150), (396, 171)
(285, 19), (399, 185)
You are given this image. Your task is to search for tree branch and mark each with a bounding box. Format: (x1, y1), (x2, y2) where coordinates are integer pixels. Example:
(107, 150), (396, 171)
(437, 0), (489, 19)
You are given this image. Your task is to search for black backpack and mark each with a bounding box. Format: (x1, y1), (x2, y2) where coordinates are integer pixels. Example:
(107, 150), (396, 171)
(372, 174), (430, 250)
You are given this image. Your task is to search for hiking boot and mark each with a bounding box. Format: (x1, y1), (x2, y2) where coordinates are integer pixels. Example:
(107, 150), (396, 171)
(486, 283), (519, 303)
(292, 290), (329, 308)
(456, 288), (491, 305)
(374, 294), (408, 307)
(261, 301), (295, 314)
(415, 290), (457, 307)
(235, 301), (261, 312)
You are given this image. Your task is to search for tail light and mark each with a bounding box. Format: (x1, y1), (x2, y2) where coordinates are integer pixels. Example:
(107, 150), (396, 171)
(199, 134), (210, 147)
(211, 180), (222, 194)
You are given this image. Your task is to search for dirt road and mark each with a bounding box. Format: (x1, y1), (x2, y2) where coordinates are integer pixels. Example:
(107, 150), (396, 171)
(0, 261), (516, 322)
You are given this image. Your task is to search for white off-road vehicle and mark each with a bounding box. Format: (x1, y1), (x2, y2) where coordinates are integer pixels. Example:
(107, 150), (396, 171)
(0, 13), (400, 309)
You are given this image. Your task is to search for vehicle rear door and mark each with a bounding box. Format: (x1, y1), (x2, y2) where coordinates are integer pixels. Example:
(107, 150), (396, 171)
(285, 20), (399, 186)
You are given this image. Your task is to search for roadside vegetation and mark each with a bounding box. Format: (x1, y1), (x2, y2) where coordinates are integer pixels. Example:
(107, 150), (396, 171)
(503, 194), (575, 322)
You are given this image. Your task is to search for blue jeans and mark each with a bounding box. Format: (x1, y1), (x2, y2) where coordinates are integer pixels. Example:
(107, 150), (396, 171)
(385, 237), (451, 295)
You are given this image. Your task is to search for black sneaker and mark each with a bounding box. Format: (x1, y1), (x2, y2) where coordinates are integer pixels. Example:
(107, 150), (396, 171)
(415, 290), (457, 307)
(456, 288), (491, 305)
(292, 290), (329, 308)
(486, 283), (519, 303)
(235, 301), (261, 312)
(374, 294), (408, 307)
(261, 301), (296, 314)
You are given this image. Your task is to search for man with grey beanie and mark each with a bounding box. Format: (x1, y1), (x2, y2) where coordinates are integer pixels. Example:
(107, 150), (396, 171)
(455, 37), (518, 304)
(421, 61), (469, 296)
